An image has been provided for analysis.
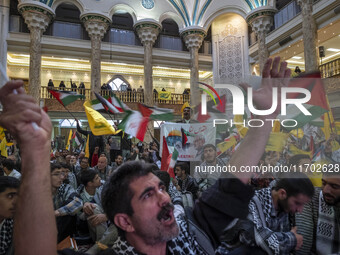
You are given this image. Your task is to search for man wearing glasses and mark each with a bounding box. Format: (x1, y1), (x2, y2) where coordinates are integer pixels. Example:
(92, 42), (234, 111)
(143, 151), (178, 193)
(51, 163), (83, 243)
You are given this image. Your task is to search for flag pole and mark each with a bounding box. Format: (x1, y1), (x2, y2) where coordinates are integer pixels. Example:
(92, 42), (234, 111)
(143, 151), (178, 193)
(62, 105), (78, 120)
(327, 111), (334, 133)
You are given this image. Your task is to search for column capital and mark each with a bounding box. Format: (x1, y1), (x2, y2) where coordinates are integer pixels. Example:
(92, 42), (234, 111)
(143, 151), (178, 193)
(181, 28), (206, 50)
(134, 20), (161, 46)
(81, 14), (111, 40)
(297, 0), (314, 6)
(246, 7), (276, 35)
(18, 3), (54, 32)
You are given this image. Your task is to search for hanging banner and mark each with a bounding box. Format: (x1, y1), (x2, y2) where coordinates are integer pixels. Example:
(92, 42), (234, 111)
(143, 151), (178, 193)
(158, 91), (172, 100)
(160, 122), (216, 161)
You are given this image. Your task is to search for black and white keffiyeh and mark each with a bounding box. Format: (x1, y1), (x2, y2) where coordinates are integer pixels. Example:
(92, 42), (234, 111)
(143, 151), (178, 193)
(0, 219), (13, 255)
(110, 215), (206, 255)
(316, 190), (340, 254)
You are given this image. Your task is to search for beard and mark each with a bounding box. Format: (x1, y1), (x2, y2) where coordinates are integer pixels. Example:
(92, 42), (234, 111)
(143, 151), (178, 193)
(132, 203), (179, 245)
(323, 192), (340, 206)
(278, 197), (289, 213)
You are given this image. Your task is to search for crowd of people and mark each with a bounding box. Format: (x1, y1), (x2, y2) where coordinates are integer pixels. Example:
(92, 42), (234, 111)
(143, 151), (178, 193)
(0, 57), (339, 255)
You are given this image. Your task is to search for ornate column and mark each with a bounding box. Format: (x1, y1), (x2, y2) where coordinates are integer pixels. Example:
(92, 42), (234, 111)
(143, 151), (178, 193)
(134, 20), (161, 107)
(181, 28), (206, 110)
(0, 0), (10, 78)
(297, 0), (318, 72)
(81, 14), (110, 99)
(18, 3), (54, 102)
(134, 20), (161, 143)
(247, 7), (276, 73)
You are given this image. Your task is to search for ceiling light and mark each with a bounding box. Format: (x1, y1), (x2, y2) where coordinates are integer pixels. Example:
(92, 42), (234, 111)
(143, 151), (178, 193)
(292, 56), (302, 59)
(327, 48), (340, 52)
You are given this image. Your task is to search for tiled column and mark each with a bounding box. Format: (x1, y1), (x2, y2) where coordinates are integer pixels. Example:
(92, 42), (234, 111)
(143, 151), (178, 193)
(18, 3), (54, 102)
(297, 0), (318, 72)
(134, 21), (161, 107)
(0, 0), (10, 80)
(134, 20), (161, 142)
(247, 8), (276, 73)
(181, 29), (206, 110)
(82, 15), (110, 99)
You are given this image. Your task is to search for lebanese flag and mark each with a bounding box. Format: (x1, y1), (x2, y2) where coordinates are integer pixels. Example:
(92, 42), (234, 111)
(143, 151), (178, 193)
(48, 90), (85, 107)
(279, 72), (329, 130)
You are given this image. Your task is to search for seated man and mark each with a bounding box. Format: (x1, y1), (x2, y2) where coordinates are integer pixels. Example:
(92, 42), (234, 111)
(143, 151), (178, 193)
(0, 176), (19, 255)
(2, 158), (21, 180)
(194, 144), (227, 195)
(174, 162), (199, 199)
(60, 162), (78, 190)
(77, 169), (118, 255)
(243, 174), (314, 255)
(51, 163), (83, 242)
(77, 169), (107, 241)
(109, 154), (123, 175)
(74, 157), (91, 182)
(296, 170), (340, 255)
(93, 156), (111, 182)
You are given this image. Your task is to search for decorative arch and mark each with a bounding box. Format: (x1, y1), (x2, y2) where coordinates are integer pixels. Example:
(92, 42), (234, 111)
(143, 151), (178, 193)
(106, 75), (131, 91)
(108, 4), (137, 25)
(203, 6), (248, 31)
(51, 0), (84, 14)
(159, 11), (185, 30)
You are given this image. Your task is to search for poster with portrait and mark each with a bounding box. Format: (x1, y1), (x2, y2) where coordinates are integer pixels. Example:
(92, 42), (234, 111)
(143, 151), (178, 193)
(160, 122), (216, 161)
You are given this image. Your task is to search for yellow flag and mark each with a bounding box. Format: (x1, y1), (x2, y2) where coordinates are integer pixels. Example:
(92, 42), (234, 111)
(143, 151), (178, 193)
(217, 136), (237, 153)
(233, 115), (248, 138)
(289, 128), (304, 139)
(158, 91), (172, 100)
(335, 122), (340, 135)
(84, 101), (117, 136)
(289, 144), (311, 156)
(66, 130), (73, 150)
(0, 126), (5, 140)
(265, 132), (288, 152)
(0, 137), (8, 158)
(272, 120), (281, 133)
(85, 134), (90, 158)
(322, 112), (334, 141)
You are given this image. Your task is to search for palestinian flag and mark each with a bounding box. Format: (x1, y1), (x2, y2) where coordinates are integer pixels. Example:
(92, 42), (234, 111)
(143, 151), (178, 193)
(90, 93), (129, 113)
(138, 104), (174, 121)
(72, 131), (83, 148)
(48, 90), (85, 107)
(94, 92), (121, 114)
(181, 128), (188, 147)
(278, 72), (329, 130)
(167, 148), (178, 178)
(160, 136), (170, 171)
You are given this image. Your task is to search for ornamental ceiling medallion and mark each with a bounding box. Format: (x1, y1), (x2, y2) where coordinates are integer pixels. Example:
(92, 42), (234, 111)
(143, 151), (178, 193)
(142, 0), (155, 9)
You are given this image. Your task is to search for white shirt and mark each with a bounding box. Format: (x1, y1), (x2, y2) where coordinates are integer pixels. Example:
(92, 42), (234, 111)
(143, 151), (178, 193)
(5, 169), (21, 180)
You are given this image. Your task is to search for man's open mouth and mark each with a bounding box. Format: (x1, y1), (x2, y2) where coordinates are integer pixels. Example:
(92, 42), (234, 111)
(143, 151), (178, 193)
(157, 203), (174, 222)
